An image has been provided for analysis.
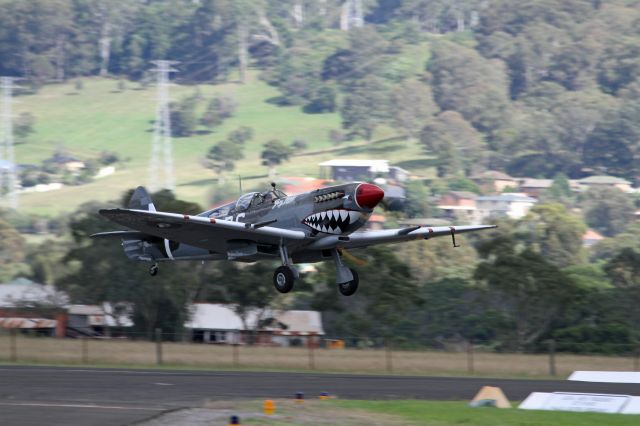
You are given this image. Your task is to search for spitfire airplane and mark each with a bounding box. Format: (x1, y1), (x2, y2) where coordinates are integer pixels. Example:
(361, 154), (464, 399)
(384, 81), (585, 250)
(92, 183), (496, 296)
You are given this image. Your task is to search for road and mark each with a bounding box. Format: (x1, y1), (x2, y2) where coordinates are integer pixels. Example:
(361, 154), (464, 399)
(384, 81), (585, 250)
(1, 366), (638, 425)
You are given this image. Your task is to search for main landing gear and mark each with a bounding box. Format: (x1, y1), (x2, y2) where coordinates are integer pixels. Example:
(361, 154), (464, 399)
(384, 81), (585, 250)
(332, 249), (359, 296)
(273, 244), (299, 293)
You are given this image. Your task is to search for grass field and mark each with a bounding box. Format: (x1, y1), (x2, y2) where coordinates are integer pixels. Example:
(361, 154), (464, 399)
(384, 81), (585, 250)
(328, 400), (640, 426)
(1, 334), (638, 378)
(13, 41), (436, 216)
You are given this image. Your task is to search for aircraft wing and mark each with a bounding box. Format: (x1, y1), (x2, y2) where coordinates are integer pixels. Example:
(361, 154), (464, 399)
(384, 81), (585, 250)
(305, 225), (497, 251)
(94, 208), (307, 251)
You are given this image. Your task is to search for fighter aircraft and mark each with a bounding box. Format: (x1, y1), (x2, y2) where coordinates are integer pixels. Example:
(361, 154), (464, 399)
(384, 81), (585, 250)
(92, 183), (496, 296)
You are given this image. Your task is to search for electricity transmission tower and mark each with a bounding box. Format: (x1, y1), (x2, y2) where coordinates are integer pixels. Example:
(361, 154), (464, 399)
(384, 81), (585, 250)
(149, 60), (178, 192)
(0, 77), (19, 210)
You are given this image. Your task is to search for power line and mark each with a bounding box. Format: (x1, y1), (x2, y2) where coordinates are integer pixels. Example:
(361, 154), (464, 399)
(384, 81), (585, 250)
(148, 60), (179, 192)
(0, 76), (20, 210)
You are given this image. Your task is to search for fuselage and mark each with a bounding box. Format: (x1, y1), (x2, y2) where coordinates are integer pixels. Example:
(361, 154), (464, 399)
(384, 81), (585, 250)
(124, 182), (384, 264)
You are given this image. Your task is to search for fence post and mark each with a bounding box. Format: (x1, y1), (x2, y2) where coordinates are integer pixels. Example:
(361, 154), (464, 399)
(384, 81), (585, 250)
(155, 328), (163, 365)
(10, 329), (17, 362)
(548, 339), (556, 377)
(466, 340), (474, 374)
(232, 343), (239, 368)
(385, 338), (392, 373)
(82, 337), (89, 364)
(308, 339), (315, 370)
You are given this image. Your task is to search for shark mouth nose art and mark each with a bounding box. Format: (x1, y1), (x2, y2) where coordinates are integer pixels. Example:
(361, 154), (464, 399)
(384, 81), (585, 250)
(303, 209), (361, 234)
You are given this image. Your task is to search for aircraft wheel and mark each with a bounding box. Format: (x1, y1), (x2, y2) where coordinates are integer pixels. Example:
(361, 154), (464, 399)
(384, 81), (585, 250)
(273, 266), (295, 293)
(338, 268), (359, 296)
(149, 263), (159, 276)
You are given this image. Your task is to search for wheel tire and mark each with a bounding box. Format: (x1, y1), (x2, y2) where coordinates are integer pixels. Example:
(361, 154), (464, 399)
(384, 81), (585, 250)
(273, 266), (295, 293)
(149, 264), (159, 276)
(338, 268), (359, 296)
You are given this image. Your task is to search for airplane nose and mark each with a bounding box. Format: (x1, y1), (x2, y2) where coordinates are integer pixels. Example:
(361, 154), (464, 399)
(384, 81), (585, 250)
(355, 183), (385, 209)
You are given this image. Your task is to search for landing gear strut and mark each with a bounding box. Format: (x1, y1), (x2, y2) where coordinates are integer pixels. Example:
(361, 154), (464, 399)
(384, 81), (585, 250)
(149, 263), (159, 276)
(273, 243), (298, 293)
(332, 250), (359, 296)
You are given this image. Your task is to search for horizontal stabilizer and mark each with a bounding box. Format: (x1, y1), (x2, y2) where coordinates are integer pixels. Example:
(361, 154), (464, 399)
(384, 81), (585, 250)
(90, 230), (149, 240)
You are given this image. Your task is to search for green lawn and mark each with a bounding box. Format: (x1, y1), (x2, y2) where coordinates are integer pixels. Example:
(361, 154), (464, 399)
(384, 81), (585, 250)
(13, 39), (436, 216)
(332, 400), (640, 426)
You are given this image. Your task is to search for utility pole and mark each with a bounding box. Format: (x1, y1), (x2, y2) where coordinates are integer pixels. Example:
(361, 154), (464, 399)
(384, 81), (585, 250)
(149, 60), (178, 192)
(0, 77), (19, 210)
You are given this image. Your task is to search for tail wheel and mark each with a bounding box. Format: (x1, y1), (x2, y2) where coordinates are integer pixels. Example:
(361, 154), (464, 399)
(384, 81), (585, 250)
(338, 268), (359, 296)
(149, 263), (159, 276)
(273, 266), (295, 293)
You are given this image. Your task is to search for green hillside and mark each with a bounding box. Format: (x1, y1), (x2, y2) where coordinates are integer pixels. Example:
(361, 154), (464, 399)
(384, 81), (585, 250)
(14, 70), (433, 215)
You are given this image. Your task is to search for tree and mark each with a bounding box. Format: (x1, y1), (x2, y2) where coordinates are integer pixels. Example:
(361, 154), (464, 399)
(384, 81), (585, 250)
(583, 100), (640, 180)
(340, 75), (390, 141)
(201, 95), (237, 129)
(228, 126), (254, 145)
(392, 79), (438, 139)
(59, 193), (203, 337)
(518, 203), (586, 268)
(14, 112), (36, 143)
(583, 186), (634, 237)
(312, 247), (421, 340)
(420, 111), (485, 177)
(0, 217), (29, 282)
(604, 248), (640, 340)
(170, 96), (199, 137)
(475, 239), (578, 349)
(428, 41), (510, 137)
(261, 139), (292, 178)
(206, 140), (244, 184)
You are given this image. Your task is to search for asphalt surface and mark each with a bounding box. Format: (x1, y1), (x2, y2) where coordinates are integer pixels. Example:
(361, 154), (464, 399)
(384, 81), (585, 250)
(1, 366), (639, 425)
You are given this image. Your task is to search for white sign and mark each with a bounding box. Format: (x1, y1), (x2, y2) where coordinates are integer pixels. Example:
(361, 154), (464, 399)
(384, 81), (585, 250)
(520, 392), (639, 414)
(569, 371), (640, 384)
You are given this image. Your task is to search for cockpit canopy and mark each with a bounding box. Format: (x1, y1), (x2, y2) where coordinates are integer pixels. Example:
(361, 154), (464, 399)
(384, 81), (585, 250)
(200, 185), (288, 218)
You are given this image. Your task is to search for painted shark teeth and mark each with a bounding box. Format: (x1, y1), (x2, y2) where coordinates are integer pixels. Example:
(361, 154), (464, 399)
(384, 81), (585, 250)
(302, 209), (361, 234)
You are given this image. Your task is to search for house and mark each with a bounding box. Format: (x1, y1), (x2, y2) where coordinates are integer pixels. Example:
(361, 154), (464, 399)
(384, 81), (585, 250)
(575, 175), (633, 193)
(46, 153), (86, 173)
(319, 159), (408, 183)
(185, 303), (324, 347)
(67, 304), (133, 337)
(582, 229), (605, 248)
(437, 191), (477, 221)
(0, 278), (69, 337)
(470, 170), (518, 193)
(519, 178), (553, 198)
(475, 193), (537, 222)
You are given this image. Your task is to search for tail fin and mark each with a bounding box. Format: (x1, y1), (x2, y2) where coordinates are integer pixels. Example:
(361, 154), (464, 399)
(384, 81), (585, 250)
(129, 186), (156, 212)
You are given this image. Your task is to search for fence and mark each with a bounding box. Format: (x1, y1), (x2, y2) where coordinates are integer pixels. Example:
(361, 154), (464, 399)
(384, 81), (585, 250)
(1, 329), (639, 377)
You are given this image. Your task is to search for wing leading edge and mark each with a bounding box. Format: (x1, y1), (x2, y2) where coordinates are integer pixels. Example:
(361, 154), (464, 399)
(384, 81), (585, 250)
(305, 225), (497, 250)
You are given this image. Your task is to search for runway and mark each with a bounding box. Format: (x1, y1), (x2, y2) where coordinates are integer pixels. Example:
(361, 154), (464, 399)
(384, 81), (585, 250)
(1, 365), (639, 425)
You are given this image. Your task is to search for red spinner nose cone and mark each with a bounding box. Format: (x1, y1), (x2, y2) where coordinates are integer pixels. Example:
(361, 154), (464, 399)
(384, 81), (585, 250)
(355, 183), (385, 209)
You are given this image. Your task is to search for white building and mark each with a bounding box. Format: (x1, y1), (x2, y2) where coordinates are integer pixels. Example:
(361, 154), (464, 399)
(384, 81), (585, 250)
(185, 303), (324, 347)
(475, 193), (537, 222)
